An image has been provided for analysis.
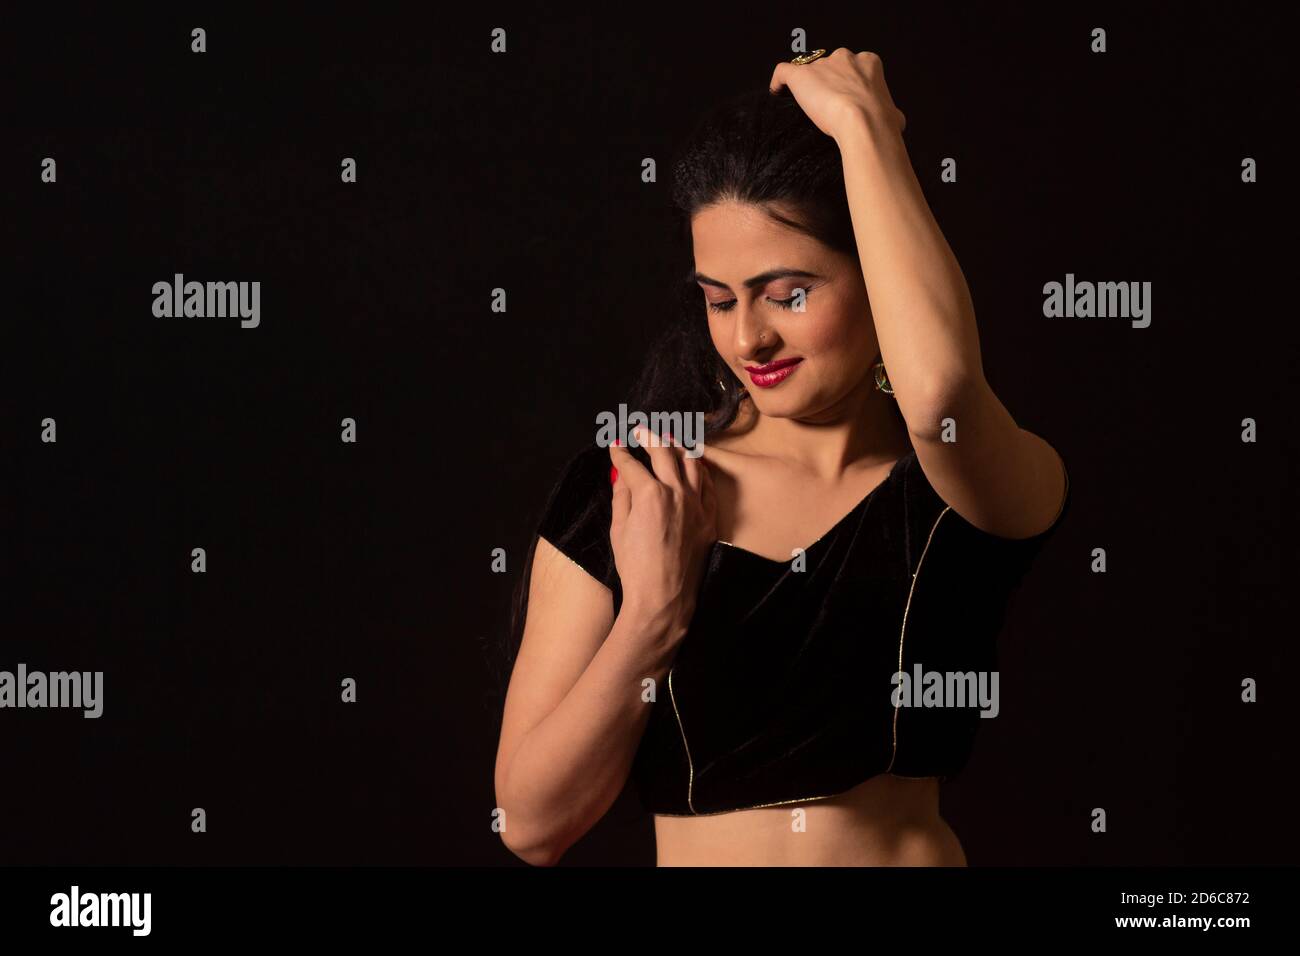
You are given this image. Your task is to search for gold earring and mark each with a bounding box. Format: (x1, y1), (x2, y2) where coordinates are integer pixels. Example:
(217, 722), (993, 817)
(873, 361), (894, 395)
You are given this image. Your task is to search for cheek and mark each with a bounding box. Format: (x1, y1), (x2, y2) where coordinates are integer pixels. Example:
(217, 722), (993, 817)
(799, 309), (872, 360)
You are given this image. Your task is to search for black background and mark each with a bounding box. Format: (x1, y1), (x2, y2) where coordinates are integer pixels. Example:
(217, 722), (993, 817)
(3, 4), (1295, 866)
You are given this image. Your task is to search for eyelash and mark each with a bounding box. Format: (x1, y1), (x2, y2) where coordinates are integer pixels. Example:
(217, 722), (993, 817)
(706, 295), (801, 314)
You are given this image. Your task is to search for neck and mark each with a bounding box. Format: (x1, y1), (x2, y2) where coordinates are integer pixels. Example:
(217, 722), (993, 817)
(740, 373), (912, 481)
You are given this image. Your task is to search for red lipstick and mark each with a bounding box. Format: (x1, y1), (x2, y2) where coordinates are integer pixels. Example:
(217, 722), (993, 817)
(744, 357), (803, 388)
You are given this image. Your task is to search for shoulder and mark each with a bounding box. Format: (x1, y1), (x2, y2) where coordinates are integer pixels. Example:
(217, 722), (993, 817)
(696, 433), (749, 479)
(536, 441), (620, 596)
(539, 441), (612, 533)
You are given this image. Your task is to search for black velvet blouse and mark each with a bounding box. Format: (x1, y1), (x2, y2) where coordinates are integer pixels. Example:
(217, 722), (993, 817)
(535, 439), (1070, 817)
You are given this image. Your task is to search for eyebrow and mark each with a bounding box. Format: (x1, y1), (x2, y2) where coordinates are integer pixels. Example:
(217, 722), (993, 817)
(689, 267), (821, 290)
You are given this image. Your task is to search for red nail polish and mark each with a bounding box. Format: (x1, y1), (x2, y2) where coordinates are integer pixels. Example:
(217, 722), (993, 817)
(610, 465), (619, 484)
(613, 438), (622, 447)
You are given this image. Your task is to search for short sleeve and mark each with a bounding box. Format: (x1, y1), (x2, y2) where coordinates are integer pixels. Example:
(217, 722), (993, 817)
(535, 442), (622, 603)
(899, 444), (1071, 586)
(957, 445), (1072, 583)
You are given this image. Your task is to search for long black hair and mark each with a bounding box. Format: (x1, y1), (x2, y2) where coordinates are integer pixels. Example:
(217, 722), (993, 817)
(490, 86), (881, 705)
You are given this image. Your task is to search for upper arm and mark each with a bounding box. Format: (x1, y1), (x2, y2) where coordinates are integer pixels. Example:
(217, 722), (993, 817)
(495, 535), (616, 797)
(909, 375), (1069, 540)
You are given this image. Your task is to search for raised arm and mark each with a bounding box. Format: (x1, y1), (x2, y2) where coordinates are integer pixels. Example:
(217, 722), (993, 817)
(772, 49), (1067, 539)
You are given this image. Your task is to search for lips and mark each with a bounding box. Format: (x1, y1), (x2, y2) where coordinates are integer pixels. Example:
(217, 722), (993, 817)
(745, 357), (803, 374)
(744, 357), (803, 388)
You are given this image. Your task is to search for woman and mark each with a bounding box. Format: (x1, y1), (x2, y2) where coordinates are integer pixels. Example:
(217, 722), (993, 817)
(494, 49), (1070, 866)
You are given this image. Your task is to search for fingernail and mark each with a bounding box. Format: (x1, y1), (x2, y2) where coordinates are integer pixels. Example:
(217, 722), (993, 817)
(610, 465), (619, 484)
(612, 438), (622, 447)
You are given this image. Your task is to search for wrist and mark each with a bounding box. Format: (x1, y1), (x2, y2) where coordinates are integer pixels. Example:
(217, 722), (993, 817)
(618, 597), (691, 645)
(831, 105), (904, 154)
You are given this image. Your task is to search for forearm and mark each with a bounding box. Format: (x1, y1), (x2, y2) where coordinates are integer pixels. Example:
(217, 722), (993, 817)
(498, 603), (682, 863)
(834, 112), (985, 434)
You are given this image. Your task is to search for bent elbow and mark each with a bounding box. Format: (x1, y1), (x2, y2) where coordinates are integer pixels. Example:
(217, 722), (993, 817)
(494, 762), (585, 866)
(499, 826), (568, 867)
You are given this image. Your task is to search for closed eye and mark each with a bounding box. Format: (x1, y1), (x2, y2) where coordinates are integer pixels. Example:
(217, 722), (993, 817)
(706, 294), (803, 314)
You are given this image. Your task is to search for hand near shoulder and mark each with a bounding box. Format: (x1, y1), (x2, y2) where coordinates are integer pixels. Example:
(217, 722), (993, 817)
(608, 427), (718, 640)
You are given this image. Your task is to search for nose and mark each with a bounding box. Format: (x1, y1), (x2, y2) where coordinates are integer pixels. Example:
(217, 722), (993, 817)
(733, 302), (778, 361)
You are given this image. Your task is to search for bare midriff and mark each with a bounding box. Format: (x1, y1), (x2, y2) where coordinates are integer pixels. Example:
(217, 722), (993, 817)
(653, 774), (966, 866)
